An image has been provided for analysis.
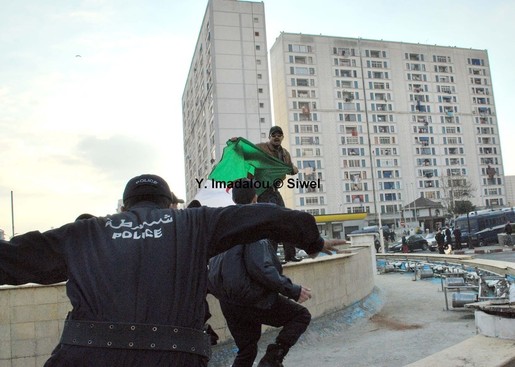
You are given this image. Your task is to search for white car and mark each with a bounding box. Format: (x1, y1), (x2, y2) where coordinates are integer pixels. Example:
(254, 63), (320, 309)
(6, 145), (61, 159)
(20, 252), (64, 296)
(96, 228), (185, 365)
(424, 233), (438, 252)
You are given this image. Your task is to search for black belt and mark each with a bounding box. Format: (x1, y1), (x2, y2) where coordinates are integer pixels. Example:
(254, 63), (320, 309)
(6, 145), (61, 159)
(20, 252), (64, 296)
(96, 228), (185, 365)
(60, 320), (211, 359)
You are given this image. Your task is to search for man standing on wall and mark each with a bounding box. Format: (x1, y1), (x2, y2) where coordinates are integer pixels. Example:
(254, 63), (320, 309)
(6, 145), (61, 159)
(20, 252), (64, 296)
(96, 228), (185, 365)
(256, 126), (301, 262)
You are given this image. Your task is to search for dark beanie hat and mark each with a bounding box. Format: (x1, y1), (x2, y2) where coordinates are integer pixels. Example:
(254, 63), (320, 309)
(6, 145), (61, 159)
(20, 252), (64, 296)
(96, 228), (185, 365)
(269, 126), (283, 135)
(231, 179), (257, 205)
(123, 174), (173, 203)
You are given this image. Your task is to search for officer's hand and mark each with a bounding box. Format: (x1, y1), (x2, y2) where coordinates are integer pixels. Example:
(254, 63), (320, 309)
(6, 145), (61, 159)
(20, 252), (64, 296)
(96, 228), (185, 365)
(298, 286), (312, 303)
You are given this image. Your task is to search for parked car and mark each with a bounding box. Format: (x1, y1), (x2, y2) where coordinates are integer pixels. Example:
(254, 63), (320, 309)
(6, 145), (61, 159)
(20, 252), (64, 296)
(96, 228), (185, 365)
(425, 233), (438, 252)
(388, 234), (429, 252)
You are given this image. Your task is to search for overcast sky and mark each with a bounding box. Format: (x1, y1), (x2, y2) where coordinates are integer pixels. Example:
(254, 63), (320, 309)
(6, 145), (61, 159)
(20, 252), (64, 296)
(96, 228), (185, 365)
(1, 0), (514, 236)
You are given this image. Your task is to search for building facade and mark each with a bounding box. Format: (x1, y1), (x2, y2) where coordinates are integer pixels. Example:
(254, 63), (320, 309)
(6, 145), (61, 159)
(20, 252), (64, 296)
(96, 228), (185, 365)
(270, 33), (506, 228)
(182, 0), (272, 200)
(504, 175), (515, 208)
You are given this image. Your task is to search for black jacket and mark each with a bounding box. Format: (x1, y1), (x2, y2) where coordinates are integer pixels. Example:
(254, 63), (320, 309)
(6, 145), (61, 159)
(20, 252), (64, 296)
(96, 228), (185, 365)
(435, 231), (445, 245)
(0, 202), (323, 367)
(208, 239), (300, 309)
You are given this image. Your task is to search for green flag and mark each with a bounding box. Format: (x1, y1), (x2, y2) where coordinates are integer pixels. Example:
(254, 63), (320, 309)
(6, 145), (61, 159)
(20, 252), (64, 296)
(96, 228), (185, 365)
(208, 137), (293, 195)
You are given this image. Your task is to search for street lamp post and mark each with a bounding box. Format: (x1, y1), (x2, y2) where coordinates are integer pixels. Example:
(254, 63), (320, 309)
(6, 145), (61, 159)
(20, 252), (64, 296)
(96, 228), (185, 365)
(11, 190), (15, 238)
(357, 39), (385, 253)
(411, 183), (418, 227)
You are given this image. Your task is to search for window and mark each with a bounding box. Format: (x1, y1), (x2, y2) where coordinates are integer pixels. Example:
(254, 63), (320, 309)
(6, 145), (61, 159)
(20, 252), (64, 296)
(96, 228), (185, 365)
(371, 71), (387, 79)
(372, 82), (387, 90)
(257, 74), (262, 79)
(255, 45), (261, 51)
(377, 137), (393, 145)
(293, 67), (315, 75)
(406, 53), (423, 61)
(289, 44), (312, 53)
(333, 47), (354, 56)
(440, 85), (453, 94)
(302, 148), (314, 157)
(469, 58), (484, 66)
(408, 63), (425, 71)
(300, 136), (319, 145)
(435, 65), (452, 73)
(371, 60), (384, 68)
(293, 78), (314, 87)
(254, 32), (260, 36)
(434, 55), (450, 63)
(376, 115), (388, 122)
(368, 50), (384, 58)
(436, 75), (454, 83)
(299, 124), (315, 133)
(336, 69), (353, 77)
(335, 58), (355, 67)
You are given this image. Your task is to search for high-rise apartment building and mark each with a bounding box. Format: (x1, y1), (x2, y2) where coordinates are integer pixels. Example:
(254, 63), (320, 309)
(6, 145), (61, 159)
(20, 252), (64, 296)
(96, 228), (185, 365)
(182, 0), (272, 200)
(270, 33), (506, 227)
(504, 176), (515, 207)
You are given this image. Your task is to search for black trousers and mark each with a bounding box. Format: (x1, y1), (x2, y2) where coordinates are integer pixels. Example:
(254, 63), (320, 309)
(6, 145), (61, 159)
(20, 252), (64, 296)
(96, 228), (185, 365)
(257, 189), (297, 260)
(220, 296), (311, 367)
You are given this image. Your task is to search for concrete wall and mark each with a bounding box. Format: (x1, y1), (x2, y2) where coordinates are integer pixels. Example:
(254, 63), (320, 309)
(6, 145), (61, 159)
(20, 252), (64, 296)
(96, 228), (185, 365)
(0, 284), (70, 367)
(0, 246), (375, 365)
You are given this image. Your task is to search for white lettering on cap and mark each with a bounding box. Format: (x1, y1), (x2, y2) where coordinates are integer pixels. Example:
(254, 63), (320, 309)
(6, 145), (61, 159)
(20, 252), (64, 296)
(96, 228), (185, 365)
(135, 178), (158, 185)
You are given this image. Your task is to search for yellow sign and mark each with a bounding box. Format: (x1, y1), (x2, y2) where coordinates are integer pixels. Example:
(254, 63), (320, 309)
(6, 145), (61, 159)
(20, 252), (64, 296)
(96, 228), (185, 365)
(314, 213), (367, 223)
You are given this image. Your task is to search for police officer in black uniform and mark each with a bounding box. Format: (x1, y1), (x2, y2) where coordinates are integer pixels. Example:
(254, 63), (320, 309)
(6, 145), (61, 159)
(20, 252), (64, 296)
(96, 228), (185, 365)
(0, 174), (341, 367)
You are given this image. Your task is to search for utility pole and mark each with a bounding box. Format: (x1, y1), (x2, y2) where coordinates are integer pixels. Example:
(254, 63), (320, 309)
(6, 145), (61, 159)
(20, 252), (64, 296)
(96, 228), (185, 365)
(358, 39), (385, 253)
(11, 191), (15, 238)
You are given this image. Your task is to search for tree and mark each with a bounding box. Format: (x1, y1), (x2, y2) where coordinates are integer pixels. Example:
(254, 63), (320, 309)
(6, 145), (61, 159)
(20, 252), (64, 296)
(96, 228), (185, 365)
(440, 174), (475, 217)
(453, 200), (476, 215)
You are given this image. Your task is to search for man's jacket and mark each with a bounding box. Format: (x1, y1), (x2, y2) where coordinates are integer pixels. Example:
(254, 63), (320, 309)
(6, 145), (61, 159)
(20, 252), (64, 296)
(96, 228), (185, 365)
(208, 240), (300, 309)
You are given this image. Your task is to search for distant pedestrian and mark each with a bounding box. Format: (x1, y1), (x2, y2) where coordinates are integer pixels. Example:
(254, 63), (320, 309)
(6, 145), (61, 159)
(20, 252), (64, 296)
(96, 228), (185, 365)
(435, 229), (446, 254)
(445, 226), (452, 247)
(401, 236), (409, 253)
(374, 235), (381, 253)
(453, 226), (462, 250)
(505, 221), (513, 247)
(505, 221), (512, 235)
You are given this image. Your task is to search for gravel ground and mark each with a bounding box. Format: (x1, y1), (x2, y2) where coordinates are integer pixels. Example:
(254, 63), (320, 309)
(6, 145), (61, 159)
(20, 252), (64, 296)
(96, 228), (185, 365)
(210, 272), (477, 367)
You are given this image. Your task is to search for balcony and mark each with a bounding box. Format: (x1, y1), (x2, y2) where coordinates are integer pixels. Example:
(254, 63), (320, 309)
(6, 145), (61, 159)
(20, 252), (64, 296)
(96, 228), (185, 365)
(376, 104), (387, 111)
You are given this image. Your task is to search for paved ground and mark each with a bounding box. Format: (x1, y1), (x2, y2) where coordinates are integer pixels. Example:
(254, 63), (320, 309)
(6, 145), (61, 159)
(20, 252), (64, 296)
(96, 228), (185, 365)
(210, 272), (478, 367)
